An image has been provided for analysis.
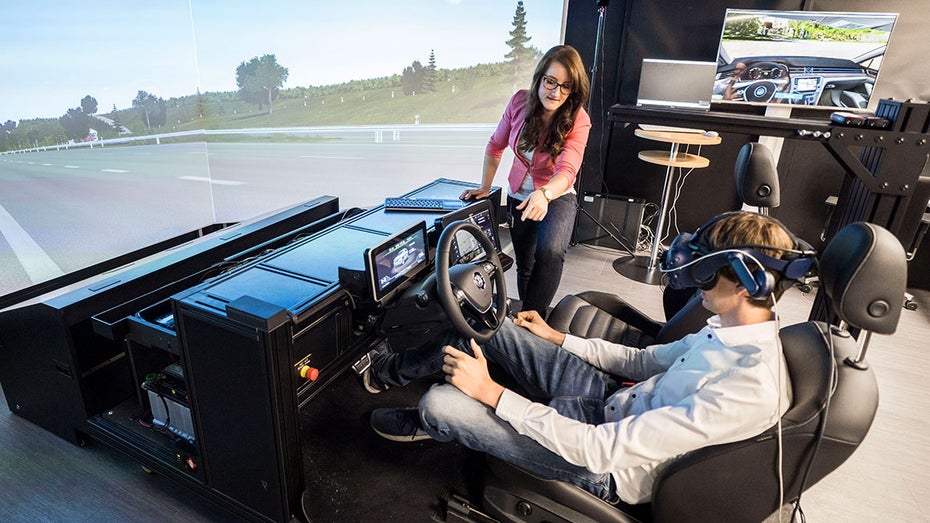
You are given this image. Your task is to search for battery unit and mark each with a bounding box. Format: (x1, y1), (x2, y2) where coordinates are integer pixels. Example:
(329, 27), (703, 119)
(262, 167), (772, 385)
(148, 389), (196, 444)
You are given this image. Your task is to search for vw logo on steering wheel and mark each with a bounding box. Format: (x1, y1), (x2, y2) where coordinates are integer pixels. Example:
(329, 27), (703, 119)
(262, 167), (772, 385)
(752, 85), (769, 98)
(472, 272), (487, 290)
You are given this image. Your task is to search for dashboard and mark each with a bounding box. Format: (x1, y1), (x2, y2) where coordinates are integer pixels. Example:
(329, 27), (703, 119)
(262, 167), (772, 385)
(714, 56), (876, 108)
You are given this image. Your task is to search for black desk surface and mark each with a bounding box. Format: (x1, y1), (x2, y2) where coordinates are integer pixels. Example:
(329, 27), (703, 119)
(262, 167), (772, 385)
(180, 178), (500, 317)
(608, 104), (832, 139)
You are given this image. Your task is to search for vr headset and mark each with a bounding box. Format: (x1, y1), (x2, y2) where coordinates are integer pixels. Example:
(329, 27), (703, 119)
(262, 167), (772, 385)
(662, 212), (816, 299)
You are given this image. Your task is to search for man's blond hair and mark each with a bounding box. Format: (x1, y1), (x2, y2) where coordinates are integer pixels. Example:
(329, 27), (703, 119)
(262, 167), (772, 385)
(707, 212), (796, 306)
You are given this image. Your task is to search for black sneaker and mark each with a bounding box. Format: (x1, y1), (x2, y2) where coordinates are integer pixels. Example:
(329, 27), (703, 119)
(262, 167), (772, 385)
(370, 408), (432, 442)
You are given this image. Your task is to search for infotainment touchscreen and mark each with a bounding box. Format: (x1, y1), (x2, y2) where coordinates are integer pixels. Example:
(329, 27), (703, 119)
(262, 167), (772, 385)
(364, 221), (429, 303)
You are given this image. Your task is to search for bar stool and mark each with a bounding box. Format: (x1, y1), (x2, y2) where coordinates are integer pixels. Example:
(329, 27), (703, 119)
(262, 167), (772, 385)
(614, 128), (721, 284)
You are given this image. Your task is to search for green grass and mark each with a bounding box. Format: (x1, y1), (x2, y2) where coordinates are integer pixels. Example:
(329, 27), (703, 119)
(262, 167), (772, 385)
(4, 71), (524, 151)
(104, 72), (521, 135)
(193, 74), (517, 130)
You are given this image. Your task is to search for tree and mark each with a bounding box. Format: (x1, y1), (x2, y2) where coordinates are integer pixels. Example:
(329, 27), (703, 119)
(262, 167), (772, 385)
(81, 95), (98, 115)
(423, 49), (437, 94)
(133, 91), (156, 128)
(59, 107), (91, 141)
(235, 54), (289, 114)
(0, 120), (15, 151)
(235, 58), (265, 110)
(723, 18), (761, 40)
(132, 91), (167, 129)
(402, 60), (425, 95)
(151, 96), (168, 128)
(27, 128), (41, 148)
(505, 1), (536, 76)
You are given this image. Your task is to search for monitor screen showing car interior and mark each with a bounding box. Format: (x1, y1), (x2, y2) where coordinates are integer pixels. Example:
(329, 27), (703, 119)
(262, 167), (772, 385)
(712, 9), (898, 110)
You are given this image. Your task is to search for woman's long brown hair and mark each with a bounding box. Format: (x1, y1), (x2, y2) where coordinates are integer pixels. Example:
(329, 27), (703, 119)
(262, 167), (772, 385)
(518, 45), (590, 162)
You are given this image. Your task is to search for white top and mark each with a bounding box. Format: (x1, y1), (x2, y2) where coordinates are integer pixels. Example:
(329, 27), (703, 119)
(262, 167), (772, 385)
(495, 316), (791, 504)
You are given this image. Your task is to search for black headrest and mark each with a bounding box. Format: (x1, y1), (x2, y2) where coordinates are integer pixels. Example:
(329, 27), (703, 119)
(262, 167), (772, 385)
(734, 142), (780, 208)
(820, 222), (906, 335)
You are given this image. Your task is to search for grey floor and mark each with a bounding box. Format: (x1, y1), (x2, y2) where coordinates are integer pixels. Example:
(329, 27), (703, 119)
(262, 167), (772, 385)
(2, 237), (929, 522)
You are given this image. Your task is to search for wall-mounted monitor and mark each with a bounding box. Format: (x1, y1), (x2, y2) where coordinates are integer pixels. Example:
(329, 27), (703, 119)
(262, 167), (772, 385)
(364, 221), (429, 304)
(712, 10), (898, 110)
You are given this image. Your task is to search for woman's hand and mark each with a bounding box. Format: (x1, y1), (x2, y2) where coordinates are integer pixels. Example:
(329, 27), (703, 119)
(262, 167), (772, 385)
(513, 310), (565, 346)
(442, 340), (505, 408)
(515, 189), (549, 222)
(460, 187), (491, 201)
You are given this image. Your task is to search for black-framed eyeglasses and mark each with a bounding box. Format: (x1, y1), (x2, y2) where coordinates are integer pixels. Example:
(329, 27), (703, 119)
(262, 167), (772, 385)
(541, 75), (572, 95)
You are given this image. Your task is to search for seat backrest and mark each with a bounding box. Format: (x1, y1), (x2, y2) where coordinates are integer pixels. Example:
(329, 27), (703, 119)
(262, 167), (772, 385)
(547, 289), (711, 348)
(734, 142), (780, 213)
(547, 291), (663, 347)
(654, 291), (710, 344)
(650, 222), (905, 523)
(651, 322), (876, 523)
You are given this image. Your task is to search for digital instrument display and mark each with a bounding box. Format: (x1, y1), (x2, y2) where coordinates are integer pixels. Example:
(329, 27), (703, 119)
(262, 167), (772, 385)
(437, 199), (501, 264)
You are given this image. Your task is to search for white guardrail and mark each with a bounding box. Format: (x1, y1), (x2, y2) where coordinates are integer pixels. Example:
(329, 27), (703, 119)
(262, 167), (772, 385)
(1, 124), (497, 155)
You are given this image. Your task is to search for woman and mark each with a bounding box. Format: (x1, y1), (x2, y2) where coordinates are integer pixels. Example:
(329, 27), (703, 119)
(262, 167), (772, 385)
(461, 45), (591, 316)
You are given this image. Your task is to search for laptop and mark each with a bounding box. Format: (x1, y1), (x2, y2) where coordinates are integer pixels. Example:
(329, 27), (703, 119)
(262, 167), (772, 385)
(636, 58), (717, 132)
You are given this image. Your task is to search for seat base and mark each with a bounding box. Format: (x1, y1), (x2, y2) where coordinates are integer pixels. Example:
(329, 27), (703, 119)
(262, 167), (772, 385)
(481, 456), (650, 523)
(612, 255), (664, 285)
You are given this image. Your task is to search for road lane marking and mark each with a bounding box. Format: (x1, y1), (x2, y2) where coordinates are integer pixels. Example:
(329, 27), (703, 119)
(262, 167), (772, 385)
(64, 165), (80, 169)
(0, 203), (64, 283)
(101, 169), (130, 173)
(177, 175), (245, 186)
(299, 155), (366, 160)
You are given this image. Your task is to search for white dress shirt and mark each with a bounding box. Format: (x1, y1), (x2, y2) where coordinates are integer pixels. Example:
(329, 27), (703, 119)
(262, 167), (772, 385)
(495, 316), (792, 504)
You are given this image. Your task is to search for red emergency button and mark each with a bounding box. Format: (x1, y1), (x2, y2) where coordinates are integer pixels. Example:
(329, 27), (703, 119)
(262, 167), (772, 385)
(299, 365), (319, 381)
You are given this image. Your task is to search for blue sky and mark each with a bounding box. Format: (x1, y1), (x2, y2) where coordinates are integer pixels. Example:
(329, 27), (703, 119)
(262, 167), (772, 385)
(0, 0), (564, 122)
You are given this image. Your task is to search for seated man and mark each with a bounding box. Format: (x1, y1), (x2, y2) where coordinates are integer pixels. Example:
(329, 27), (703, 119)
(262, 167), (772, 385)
(364, 211), (807, 505)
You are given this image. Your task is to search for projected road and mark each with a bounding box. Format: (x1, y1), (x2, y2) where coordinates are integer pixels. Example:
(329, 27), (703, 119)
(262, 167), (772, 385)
(0, 126), (513, 298)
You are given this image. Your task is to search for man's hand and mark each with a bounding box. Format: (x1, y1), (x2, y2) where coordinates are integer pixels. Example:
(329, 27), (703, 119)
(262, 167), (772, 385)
(513, 310), (566, 346)
(443, 340), (505, 408)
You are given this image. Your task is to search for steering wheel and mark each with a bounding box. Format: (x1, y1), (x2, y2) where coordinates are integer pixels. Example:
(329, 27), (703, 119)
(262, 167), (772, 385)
(435, 220), (508, 343)
(743, 80), (780, 103)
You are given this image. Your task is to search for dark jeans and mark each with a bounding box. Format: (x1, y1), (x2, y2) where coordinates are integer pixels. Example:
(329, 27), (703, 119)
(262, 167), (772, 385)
(371, 320), (620, 502)
(508, 193), (578, 316)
